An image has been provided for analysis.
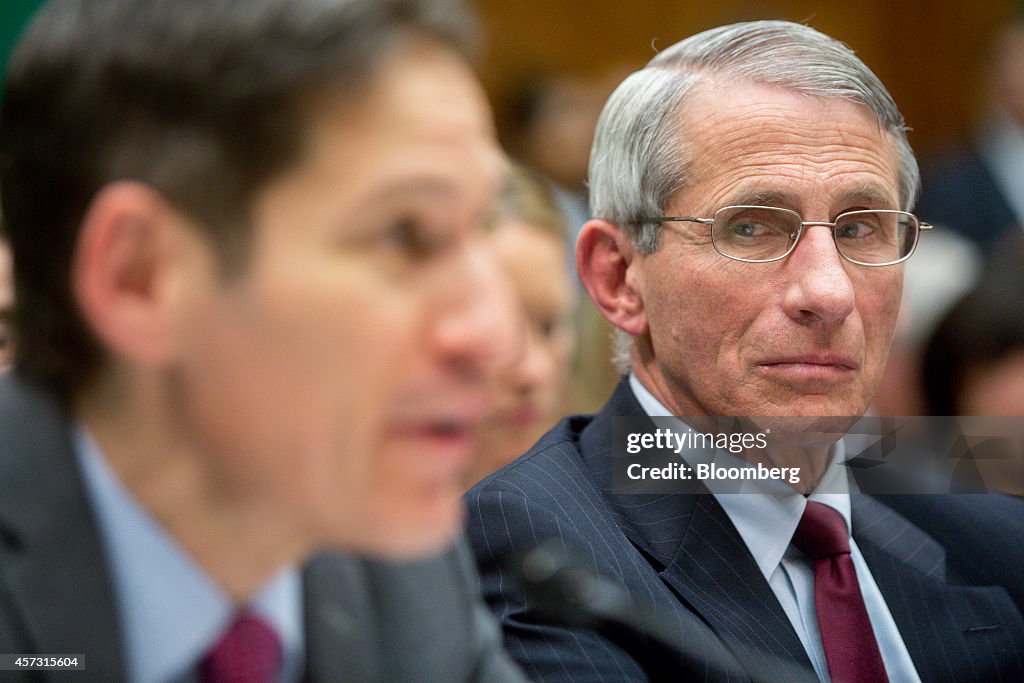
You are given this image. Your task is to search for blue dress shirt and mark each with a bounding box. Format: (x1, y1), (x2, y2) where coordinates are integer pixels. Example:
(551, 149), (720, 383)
(73, 425), (305, 683)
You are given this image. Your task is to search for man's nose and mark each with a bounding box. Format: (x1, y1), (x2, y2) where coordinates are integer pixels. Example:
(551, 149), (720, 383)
(434, 241), (521, 375)
(781, 225), (856, 325)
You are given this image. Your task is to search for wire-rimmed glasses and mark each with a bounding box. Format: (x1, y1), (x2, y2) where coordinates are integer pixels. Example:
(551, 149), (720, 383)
(640, 205), (932, 266)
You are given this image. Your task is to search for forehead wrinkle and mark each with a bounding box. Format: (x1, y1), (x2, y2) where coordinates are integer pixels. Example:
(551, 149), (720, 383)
(677, 90), (900, 217)
(683, 82), (895, 152)
(694, 126), (895, 176)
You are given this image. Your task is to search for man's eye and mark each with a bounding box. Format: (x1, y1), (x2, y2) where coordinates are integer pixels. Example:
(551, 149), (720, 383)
(729, 221), (770, 238)
(385, 218), (432, 258)
(536, 318), (557, 339)
(837, 221), (874, 239)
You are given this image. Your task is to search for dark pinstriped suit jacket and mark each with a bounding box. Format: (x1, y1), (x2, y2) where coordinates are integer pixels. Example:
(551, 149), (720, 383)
(466, 380), (1024, 682)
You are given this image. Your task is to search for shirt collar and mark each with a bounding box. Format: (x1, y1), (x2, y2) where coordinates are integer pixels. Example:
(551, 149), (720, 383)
(627, 374), (853, 581)
(73, 424), (304, 683)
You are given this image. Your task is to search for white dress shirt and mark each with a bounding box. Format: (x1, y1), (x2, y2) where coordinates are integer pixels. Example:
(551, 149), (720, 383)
(629, 375), (921, 682)
(74, 425), (305, 683)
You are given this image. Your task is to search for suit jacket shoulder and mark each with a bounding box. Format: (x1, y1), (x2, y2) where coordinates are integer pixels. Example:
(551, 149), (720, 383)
(0, 375), (126, 682)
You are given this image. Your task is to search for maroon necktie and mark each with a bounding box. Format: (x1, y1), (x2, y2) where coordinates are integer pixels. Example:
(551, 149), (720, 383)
(791, 502), (889, 683)
(199, 611), (282, 683)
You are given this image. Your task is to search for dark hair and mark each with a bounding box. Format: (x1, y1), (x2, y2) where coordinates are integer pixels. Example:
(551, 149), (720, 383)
(0, 0), (476, 399)
(921, 237), (1024, 415)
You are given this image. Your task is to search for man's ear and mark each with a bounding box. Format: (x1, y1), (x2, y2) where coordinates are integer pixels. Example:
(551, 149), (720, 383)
(73, 181), (193, 367)
(575, 219), (648, 337)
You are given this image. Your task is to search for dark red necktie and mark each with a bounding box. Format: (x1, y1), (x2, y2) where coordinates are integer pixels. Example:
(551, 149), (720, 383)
(199, 611), (282, 683)
(791, 502), (889, 683)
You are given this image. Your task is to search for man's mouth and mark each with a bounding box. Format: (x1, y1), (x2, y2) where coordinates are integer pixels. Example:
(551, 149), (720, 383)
(757, 353), (858, 380)
(389, 399), (489, 470)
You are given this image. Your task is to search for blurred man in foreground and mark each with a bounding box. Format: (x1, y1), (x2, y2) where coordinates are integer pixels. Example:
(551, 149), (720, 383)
(0, 1), (526, 680)
(467, 20), (1024, 682)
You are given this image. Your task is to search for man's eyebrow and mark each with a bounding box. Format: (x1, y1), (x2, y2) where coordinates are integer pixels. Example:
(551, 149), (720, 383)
(837, 185), (899, 209)
(726, 189), (795, 208)
(362, 178), (461, 205)
(723, 186), (899, 211)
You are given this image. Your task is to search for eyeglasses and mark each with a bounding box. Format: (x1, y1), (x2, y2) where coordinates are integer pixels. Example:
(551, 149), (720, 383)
(640, 205), (932, 266)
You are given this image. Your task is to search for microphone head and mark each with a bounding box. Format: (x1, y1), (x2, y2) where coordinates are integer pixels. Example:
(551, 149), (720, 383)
(507, 538), (819, 683)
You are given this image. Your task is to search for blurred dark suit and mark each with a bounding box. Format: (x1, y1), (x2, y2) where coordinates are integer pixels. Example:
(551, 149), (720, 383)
(0, 374), (524, 682)
(919, 146), (1019, 252)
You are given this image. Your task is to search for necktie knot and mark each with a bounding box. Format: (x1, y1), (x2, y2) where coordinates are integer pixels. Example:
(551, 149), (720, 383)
(200, 611), (282, 683)
(792, 501), (850, 560)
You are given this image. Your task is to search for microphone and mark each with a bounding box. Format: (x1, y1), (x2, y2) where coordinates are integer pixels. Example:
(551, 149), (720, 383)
(512, 539), (817, 683)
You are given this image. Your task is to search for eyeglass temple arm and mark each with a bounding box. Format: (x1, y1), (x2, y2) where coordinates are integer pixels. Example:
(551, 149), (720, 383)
(638, 216), (714, 224)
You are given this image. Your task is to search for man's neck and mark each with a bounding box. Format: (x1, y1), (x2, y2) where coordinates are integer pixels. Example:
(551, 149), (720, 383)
(75, 370), (308, 601)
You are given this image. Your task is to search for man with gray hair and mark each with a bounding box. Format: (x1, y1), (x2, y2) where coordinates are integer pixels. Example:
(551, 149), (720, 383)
(467, 20), (1024, 681)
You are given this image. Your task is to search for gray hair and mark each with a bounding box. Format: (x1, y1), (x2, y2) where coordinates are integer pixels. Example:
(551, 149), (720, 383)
(589, 20), (920, 371)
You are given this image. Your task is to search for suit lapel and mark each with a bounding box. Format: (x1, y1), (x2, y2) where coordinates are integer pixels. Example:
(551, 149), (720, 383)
(854, 495), (1024, 682)
(303, 554), (379, 682)
(657, 494), (817, 682)
(0, 377), (125, 681)
(582, 380), (816, 681)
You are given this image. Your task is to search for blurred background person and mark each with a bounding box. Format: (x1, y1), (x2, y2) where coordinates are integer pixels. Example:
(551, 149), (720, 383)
(496, 72), (632, 413)
(501, 74), (598, 247)
(0, 236), (12, 370)
(869, 227), (980, 416)
(919, 19), (1024, 253)
(918, 235), (1024, 494)
(922, 235), (1024, 417)
(499, 69), (630, 259)
(468, 162), (575, 487)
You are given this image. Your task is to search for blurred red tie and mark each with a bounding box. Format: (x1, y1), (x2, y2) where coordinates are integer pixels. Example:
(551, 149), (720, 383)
(199, 611), (282, 683)
(792, 501), (889, 683)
